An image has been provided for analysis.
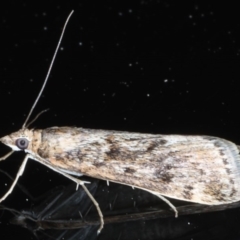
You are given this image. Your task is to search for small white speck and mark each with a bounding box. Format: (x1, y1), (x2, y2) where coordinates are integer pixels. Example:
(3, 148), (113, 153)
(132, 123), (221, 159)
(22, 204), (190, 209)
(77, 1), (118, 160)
(124, 117), (127, 120)
(79, 42), (83, 46)
(26, 198), (29, 201)
(147, 93), (150, 97)
(135, 61), (139, 65)
(43, 26), (48, 31)
(189, 15), (193, 19)
(128, 9), (132, 13)
(164, 79), (168, 83)
(42, 12), (46, 16)
(60, 47), (64, 51)
(118, 12), (123, 16)
(129, 63), (132, 67)
(5, 183), (7, 186)
(188, 222), (190, 225)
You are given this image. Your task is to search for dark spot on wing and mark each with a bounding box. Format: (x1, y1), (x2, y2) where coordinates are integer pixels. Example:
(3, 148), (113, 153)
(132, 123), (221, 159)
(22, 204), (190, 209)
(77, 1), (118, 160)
(124, 167), (136, 174)
(55, 154), (64, 161)
(92, 141), (101, 146)
(182, 190), (192, 200)
(159, 139), (168, 145)
(166, 164), (172, 170)
(147, 142), (159, 151)
(93, 162), (106, 168)
(154, 169), (174, 183)
(106, 147), (121, 159)
(147, 139), (167, 151)
(222, 158), (228, 165)
(185, 185), (194, 191)
(129, 137), (141, 141)
(226, 168), (232, 174)
(105, 136), (115, 144)
(199, 169), (206, 175)
(214, 141), (222, 148)
(230, 187), (237, 197)
(219, 149), (225, 156)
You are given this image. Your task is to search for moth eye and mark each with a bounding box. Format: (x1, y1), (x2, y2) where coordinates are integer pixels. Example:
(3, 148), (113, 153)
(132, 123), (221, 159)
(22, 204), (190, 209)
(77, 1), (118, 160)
(15, 138), (29, 150)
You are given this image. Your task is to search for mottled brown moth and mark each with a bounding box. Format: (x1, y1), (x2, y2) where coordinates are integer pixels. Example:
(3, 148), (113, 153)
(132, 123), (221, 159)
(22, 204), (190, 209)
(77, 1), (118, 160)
(1, 11), (240, 234)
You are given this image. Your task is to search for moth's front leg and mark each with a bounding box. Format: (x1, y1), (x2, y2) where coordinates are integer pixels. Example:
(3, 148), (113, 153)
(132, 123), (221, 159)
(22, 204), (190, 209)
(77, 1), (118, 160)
(0, 153), (30, 202)
(0, 150), (14, 162)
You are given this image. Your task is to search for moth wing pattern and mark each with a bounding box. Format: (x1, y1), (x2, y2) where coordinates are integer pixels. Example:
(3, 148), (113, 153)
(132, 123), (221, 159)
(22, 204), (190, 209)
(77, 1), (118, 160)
(28, 127), (240, 205)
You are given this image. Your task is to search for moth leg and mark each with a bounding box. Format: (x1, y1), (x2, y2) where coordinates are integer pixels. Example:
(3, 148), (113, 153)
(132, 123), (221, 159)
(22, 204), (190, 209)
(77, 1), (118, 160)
(0, 150), (14, 162)
(31, 156), (104, 233)
(54, 172), (104, 234)
(81, 183), (104, 234)
(0, 153), (29, 202)
(149, 191), (178, 217)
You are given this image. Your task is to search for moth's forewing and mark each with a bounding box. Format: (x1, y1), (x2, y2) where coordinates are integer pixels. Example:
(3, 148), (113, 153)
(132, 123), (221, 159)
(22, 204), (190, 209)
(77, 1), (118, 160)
(32, 127), (240, 205)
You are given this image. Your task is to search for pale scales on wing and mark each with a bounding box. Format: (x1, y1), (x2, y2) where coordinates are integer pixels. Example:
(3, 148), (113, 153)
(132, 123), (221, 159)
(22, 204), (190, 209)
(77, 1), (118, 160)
(2, 126), (240, 206)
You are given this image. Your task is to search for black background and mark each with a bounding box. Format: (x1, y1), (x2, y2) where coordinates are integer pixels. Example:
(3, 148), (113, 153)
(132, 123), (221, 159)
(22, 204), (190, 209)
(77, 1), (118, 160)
(1, 1), (240, 239)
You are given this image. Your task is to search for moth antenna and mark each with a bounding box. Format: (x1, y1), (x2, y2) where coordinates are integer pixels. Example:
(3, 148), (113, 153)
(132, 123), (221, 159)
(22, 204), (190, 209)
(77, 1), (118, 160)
(22, 10), (74, 129)
(25, 109), (49, 128)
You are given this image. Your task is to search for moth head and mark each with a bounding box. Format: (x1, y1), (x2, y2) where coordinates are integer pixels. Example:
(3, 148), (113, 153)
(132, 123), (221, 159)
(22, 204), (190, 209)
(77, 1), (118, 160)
(0, 129), (33, 151)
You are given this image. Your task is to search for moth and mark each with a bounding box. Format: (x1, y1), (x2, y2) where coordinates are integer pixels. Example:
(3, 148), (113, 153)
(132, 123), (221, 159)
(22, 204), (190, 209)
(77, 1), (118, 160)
(1, 11), (240, 234)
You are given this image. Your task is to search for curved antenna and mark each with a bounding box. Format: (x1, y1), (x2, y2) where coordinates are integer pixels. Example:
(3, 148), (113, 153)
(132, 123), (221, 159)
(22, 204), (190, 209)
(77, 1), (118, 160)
(22, 10), (74, 129)
(25, 109), (49, 128)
